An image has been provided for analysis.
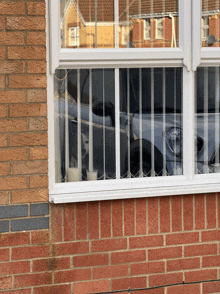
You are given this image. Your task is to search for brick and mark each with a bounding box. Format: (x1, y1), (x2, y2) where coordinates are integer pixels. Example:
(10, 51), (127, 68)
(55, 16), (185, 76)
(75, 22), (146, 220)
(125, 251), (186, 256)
(100, 200), (111, 238)
(31, 230), (49, 244)
(52, 241), (89, 256)
(184, 243), (217, 257)
(51, 204), (62, 242)
(27, 61), (46, 74)
(33, 285), (71, 294)
(0, 176), (27, 190)
(27, 32), (46, 46)
(11, 189), (48, 203)
(0, 276), (12, 290)
(11, 161), (47, 175)
(195, 193), (205, 230)
(112, 199), (123, 237)
(124, 198), (135, 235)
(136, 289), (164, 294)
(0, 192), (9, 204)
(166, 232), (199, 245)
(54, 268), (91, 283)
(0, 2), (25, 14)
(0, 16), (5, 29)
(14, 273), (52, 288)
(30, 175), (48, 188)
(10, 104), (47, 118)
(171, 196), (182, 232)
(0, 163), (8, 176)
(11, 217), (49, 231)
(7, 17), (45, 31)
(131, 261), (165, 275)
(136, 198), (146, 235)
(10, 132), (47, 146)
(0, 75), (5, 88)
(0, 32), (24, 45)
(0, 134), (7, 147)
(12, 245), (50, 260)
(92, 238), (127, 252)
(0, 248), (9, 261)
(93, 264), (128, 279)
(167, 257), (200, 271)
(0, 221), (9, 232)
(0, 61), (25, 74)
(160, 196), (170, 232)
(111, 250), (146, 264)
(73, 253), (108, 267)
(0, 104), (7, 117)
(9, 75), (47, 89)
(30, 203), (49, 216)
(0, 47), (5, 59)
(183, 195), (193, 230)
(0, 261), (30, 275)
(0, 232), (29, 247)
(76, 202), (87, 240)
(88, 201), (99, 239)
(112, 277), (146, 291)
(27, 3), (45, 15)
(203, 281), (220, 294)
(129, 235), (163, 249)
(202, 229), (220, 242)
(0, 119), (27, 133)
(0, 148), (27, 162)
(206, 193), (217, 228)
(29, 117), (47, 131)
(73, 280), (110, 294)
(0, 290), (31, 294)
(148, 197), (159, 234)
(167, 283), (200, 294)
(0, 91), (26, 103)
(185, 269), (217, 282)
(0, 204), (28, 218)
(28, 89), (47, 103)
(30, 147), (48, 160)
(202, 255), (220, 267)
(64, 204), (75, 241)
(33, 257), (70, 272)
(148, 246), (182, 261)
(149, 272), (183, 287)
(218, 193), (220, 227)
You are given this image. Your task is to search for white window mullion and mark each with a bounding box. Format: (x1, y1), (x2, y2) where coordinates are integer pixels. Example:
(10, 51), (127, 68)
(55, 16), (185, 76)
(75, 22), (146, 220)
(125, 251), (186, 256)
(127, 68), (131, 178)
(215, 67), (220, 171)
(115, 68), (120, 179)
(204, 67), (209, 173)
(139, 68), (143, 176)
(151, 68), (155, 176)
(114, 0), (119, 48)
(89, 69), (93, 172)
(65, 70), (69, 181)
(162, 68), (167, 176)
(77, 69), (82, 177)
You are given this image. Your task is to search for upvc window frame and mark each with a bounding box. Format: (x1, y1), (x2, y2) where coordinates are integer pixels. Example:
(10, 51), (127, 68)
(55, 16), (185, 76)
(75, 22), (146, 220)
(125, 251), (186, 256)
(48, 0), (220, 204)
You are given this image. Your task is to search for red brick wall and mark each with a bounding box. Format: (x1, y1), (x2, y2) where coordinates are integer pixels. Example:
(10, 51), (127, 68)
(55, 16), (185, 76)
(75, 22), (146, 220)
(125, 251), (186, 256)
(1, 1), (220, 294)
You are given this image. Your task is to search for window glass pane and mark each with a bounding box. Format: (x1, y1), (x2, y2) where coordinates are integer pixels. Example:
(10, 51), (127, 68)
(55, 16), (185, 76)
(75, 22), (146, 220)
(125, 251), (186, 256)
(202, 0), (220, 47)
(195, 67), (220, 174)
(120, 67), (183, 178)
(60, 0), (179, 49)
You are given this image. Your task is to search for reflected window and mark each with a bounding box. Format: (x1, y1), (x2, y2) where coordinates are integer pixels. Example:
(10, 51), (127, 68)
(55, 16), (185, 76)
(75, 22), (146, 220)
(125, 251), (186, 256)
(121, 26), (130, 46)
(144, 20), (151, 40)
(202, 16), (209, 41)
(69, 27), (80, 46)
(156, 18), (163, 39)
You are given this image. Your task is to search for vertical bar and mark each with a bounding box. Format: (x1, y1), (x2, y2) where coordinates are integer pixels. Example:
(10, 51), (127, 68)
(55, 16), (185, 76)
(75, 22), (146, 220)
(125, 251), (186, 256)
(95, 0), (97, 48)
(139, 0), (141, 48)
(115, 0), (119, 48)
(139, 68), (143, 177)
(151, 0), (153, 48)
(77, 69), (82, 177)
(162, 68), (167, 176)
(173, 68), (177, 174)
(89, 69), (93, 172)
(215, 67), (219, 170)
(204, 67), (209, 173)
(65, 70), (69, 181)
(195, 70), (198, 174)
(103, 69), (106, 179)
(151, 68), (155, 176)
(127, 68), (131, 177)
(115, 68), (120, 179)
(163, 0), (165, 47)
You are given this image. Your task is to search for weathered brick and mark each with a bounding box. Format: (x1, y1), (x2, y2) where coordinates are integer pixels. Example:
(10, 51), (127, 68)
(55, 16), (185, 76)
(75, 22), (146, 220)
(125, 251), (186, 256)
(111, 250), (146, 264)
(166, 232), (199, 245)
(10, 104), (47, 118)
(0, 176), (27, 190)
(112, 199), (123, 237)
(88, 201), (99, 240)
(0, 276), (12, 290)
(73, 253), (109, 267)
(0, 104), (7, 117)
(0, 163), (8, 176)
(149, 272), (183, 287)
(27, 32), (46, 45)
(167, 283), (200, 294)
(129, 235), (163, 249)
(11, 161), (47, 175)
(14, 273), (52, 288)
(9, 75), (47, 89)
(0, 192), (9, 204)
(202, 255), (220, 267)
(0, 134), (7, 147)
(0, 2), (25, 15)
(0, 16), (5, 29)
(0, 61), (25, 74)
(112, 277), (146, 291)
(51, 204), (62, 243)
(0, 232), (29, 247)
(76, 202), (87, 240)
(63, 204), (75, 241)
(195, 193), (205, 230)
(136, 198), (147, 235)
(11, 189), (48, 204)
(33, 285), (71, 294)
(52, 241), (89, 256)
(206, 193), (217, 229)
(160, 196), (170, 232)
(27, 3), (45, 15)
(7, 17), (45, 30)
(30, 147), (48, 160)
(185, 269), (217, 282)
(0, 32), (24, 45)
(148, 197), (159, 234)
(30, 175), (48, 188)
(33, 257), (70, 272)
(184, 243), (217, 257)
(54, 268), (91, 283)
(92, 238), (127, 252)
(0, 47), (5, 59)
(0, 261), (30, 275)
(100, 200), (111, 238)
(149, 246), (182, 261)
(27, 61), (46, 74)
(0, 289), (31, 294)
(10, 132), (47, 146)
(0, 119), (27, 133)
(183, 195), (193, 230)
(73, 280), (110, 294)
(29, 117), (47, 131)
(12, 245), (50, 260)
(167, 257), (200, 272)
(203, 281), (220, 294)
(31, 230), (49, 244)
(0, 75), (5, 88)
(171, 195), (182, 232)
(0, 248), (9, 261)
(9, 46), (45, 61)
(202, 229), (220, 242)
(131, 261), (165, 275)
(27, 89), (47, 103)
(0, 148), (27, 162)
(0, 91), (26, 103)
(124, 198), (135, 236)
(93, 264), (129, 279)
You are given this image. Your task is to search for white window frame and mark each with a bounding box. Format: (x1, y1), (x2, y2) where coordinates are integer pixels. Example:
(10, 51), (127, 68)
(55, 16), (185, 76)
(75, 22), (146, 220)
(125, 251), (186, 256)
(69, 26), (80, 46)
(155, 18), (163, 39)
(48, 0), (220, 203)
(144, 19), (151, 40)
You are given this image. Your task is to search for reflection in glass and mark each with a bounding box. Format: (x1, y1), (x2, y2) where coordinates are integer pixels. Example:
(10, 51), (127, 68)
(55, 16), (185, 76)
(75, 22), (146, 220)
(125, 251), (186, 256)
(196, 67), (220, 174)
(60, 0), (179, 49)
(202, 0), (220, 47)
